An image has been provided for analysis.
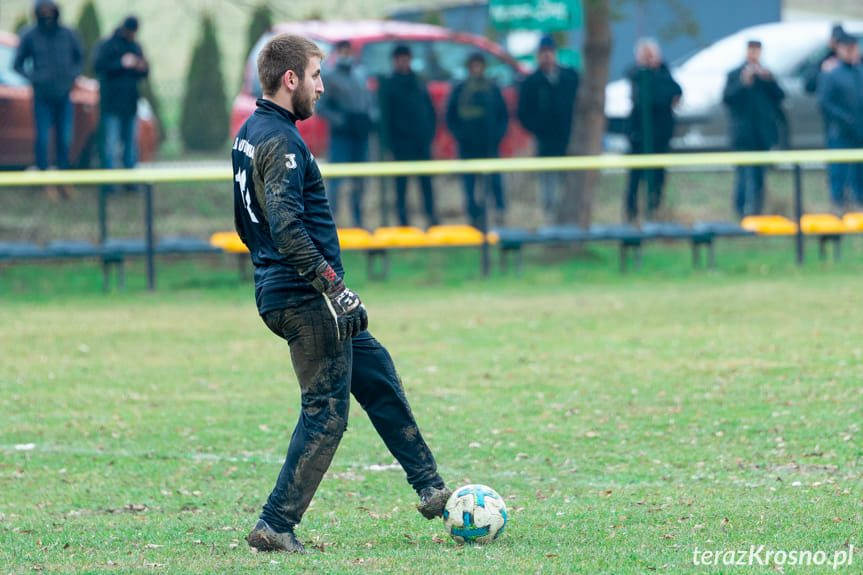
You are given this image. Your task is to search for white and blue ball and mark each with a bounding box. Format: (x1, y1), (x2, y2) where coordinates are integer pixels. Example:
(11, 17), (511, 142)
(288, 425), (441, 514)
(442, 484), (507, 545)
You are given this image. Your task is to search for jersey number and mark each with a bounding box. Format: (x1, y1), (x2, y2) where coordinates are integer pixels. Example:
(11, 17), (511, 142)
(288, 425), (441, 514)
(235, 168), (259, 223)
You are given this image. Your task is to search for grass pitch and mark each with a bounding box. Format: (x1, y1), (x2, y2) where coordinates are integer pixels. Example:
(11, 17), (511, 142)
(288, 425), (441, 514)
(1, 249), (862, 573)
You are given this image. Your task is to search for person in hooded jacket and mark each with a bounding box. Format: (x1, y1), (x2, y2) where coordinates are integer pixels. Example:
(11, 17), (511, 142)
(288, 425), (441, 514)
(378, 44), (439, 227)
(316, 40), (375, 228)
(14, 0), (83, 198)
(93, 16), (149, 173)
(818, 32), (863, 213)
(446, 52), (508, 228)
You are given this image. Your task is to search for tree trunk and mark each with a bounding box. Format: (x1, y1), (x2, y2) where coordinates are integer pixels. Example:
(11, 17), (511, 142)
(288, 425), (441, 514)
(558, 0), (612, 229)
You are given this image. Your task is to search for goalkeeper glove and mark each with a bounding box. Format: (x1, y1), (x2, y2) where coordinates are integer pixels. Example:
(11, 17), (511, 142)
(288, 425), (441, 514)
(309, 261), (368, 341)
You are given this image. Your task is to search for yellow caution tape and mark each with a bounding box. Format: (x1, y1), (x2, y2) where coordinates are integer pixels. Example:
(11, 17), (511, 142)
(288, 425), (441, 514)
(2, 148), (863, 187)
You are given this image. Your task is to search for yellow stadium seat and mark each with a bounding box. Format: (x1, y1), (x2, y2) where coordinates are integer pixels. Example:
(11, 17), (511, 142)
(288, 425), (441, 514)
(372, 226), (427, 247)
(210, 231), (248, 253)
(842, 212), (863, 231)
(801, 214), (848, 234)
(337, 228), (376, 250)
(426, 225), (486, 246)
(740, 215), (798, 235)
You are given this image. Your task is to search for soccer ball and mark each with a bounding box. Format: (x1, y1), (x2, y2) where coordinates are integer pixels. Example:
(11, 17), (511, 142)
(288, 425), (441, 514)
(442, 484), (507, 545)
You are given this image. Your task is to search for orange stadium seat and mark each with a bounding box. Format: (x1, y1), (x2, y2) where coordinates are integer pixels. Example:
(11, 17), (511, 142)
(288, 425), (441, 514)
(337, 228), (378, 250)
(800, 214), (848, 235)
(426, 225), (491, 246)
(209, 231), (248, 253)
(740, 215), (798, 235)
(371, 226), (428, 247)
(842, 212), (863, 231)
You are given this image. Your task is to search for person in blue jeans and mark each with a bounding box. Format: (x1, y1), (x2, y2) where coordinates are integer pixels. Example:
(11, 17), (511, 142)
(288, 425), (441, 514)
(622, 38), (682, 223)
(517, 35), (579, 222)
(379, 45), (439, 228)
(818, 32), (863, 214)
(13, 0), (83, 199)
(94, 16), (149, 179)
(722, 40), (785, 218)
(316, 41), (374, 227)
(446, 52), (509, 228)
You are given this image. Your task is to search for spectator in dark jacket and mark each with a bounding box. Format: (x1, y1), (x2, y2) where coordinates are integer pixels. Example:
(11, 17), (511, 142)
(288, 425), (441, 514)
(623, 38), (682, 223)
(804, 24), (844, 94)
(317, 41), (375, 228)
(722, 40), (785, 218)
(446, 52), (508, 227)
(817, 32), (863, 213)
(13, 0), (83, 198)
(517, 35), (579, 221)
(93, 16), (149, 173)
(379, 45), (439, 227)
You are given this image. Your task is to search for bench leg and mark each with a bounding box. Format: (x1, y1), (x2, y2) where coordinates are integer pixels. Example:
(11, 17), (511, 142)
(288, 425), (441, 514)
(819, 237), (827, 262)
(708, 242), (716, 270)
(366, 250), (390, 281)
(102, 257), (125, 292)
(634, 245), (643, 272)
(692, 242), (700, 269)
(835, 237), (842, 262)
(118, 260), (126, 291)
(366, 250), (376, 279)
(499, 246), (523, 275)
(103, 259), (111, 293)
(237, 254), (250, 280)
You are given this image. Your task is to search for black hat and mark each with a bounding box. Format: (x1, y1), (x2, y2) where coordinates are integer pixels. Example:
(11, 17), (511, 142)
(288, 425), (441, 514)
(335, 40), (351, 51)
(33, 0), (58, 15)
(747, 39), (762, 48)
(122, 16), (139, 31)
(466, 51), (485, 65)
(392, 44), (411, 58)
(539, 34), (556, 51)
(831, 24), (845, 41)
(836, 31), (858, 45)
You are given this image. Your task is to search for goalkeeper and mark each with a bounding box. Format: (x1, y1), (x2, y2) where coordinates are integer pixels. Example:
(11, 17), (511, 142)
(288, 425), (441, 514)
(231, 33), (451, 555)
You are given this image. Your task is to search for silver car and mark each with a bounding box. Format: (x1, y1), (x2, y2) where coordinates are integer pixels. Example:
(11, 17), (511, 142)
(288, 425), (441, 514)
(604, 20), (863, 152)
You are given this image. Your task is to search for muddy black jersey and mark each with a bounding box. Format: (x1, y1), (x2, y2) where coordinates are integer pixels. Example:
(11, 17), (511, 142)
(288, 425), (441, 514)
(232, 99), (343, 314)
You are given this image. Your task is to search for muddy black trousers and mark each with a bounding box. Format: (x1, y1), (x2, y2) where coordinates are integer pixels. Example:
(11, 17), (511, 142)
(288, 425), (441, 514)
(258, 297), (445, 532)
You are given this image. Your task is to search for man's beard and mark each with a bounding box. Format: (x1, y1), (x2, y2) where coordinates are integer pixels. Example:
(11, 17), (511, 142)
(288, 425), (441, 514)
(291, 85), (315, 121)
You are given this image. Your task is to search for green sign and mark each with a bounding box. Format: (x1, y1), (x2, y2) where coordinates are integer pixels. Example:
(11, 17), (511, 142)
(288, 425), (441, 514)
(489, 0), (583, 31)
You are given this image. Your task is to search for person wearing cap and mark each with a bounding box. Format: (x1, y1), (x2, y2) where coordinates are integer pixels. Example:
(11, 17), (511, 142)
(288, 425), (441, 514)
(805, 24), (845, 94)
(13, 0), (84, 198)
(622, 38), (681, 223)
(93, 16), (149, 173)
(817, 32), (863, 214)
(446, 51), (509, 227)
(378, 44), (439, 227)
(517, 34), (579, 221)
(722, 39), (785, 218)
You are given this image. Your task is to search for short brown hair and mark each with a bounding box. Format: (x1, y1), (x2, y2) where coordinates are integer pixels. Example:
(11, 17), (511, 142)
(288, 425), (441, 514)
(257, 34), (324, 97)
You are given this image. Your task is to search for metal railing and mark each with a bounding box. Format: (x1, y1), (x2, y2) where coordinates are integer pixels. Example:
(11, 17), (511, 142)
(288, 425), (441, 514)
(2, 148), (863, 288)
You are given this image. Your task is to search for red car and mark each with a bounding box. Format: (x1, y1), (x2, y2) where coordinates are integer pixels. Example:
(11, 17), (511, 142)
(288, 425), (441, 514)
(231, 20), (531, 160)
(0, 30), (158, 170)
